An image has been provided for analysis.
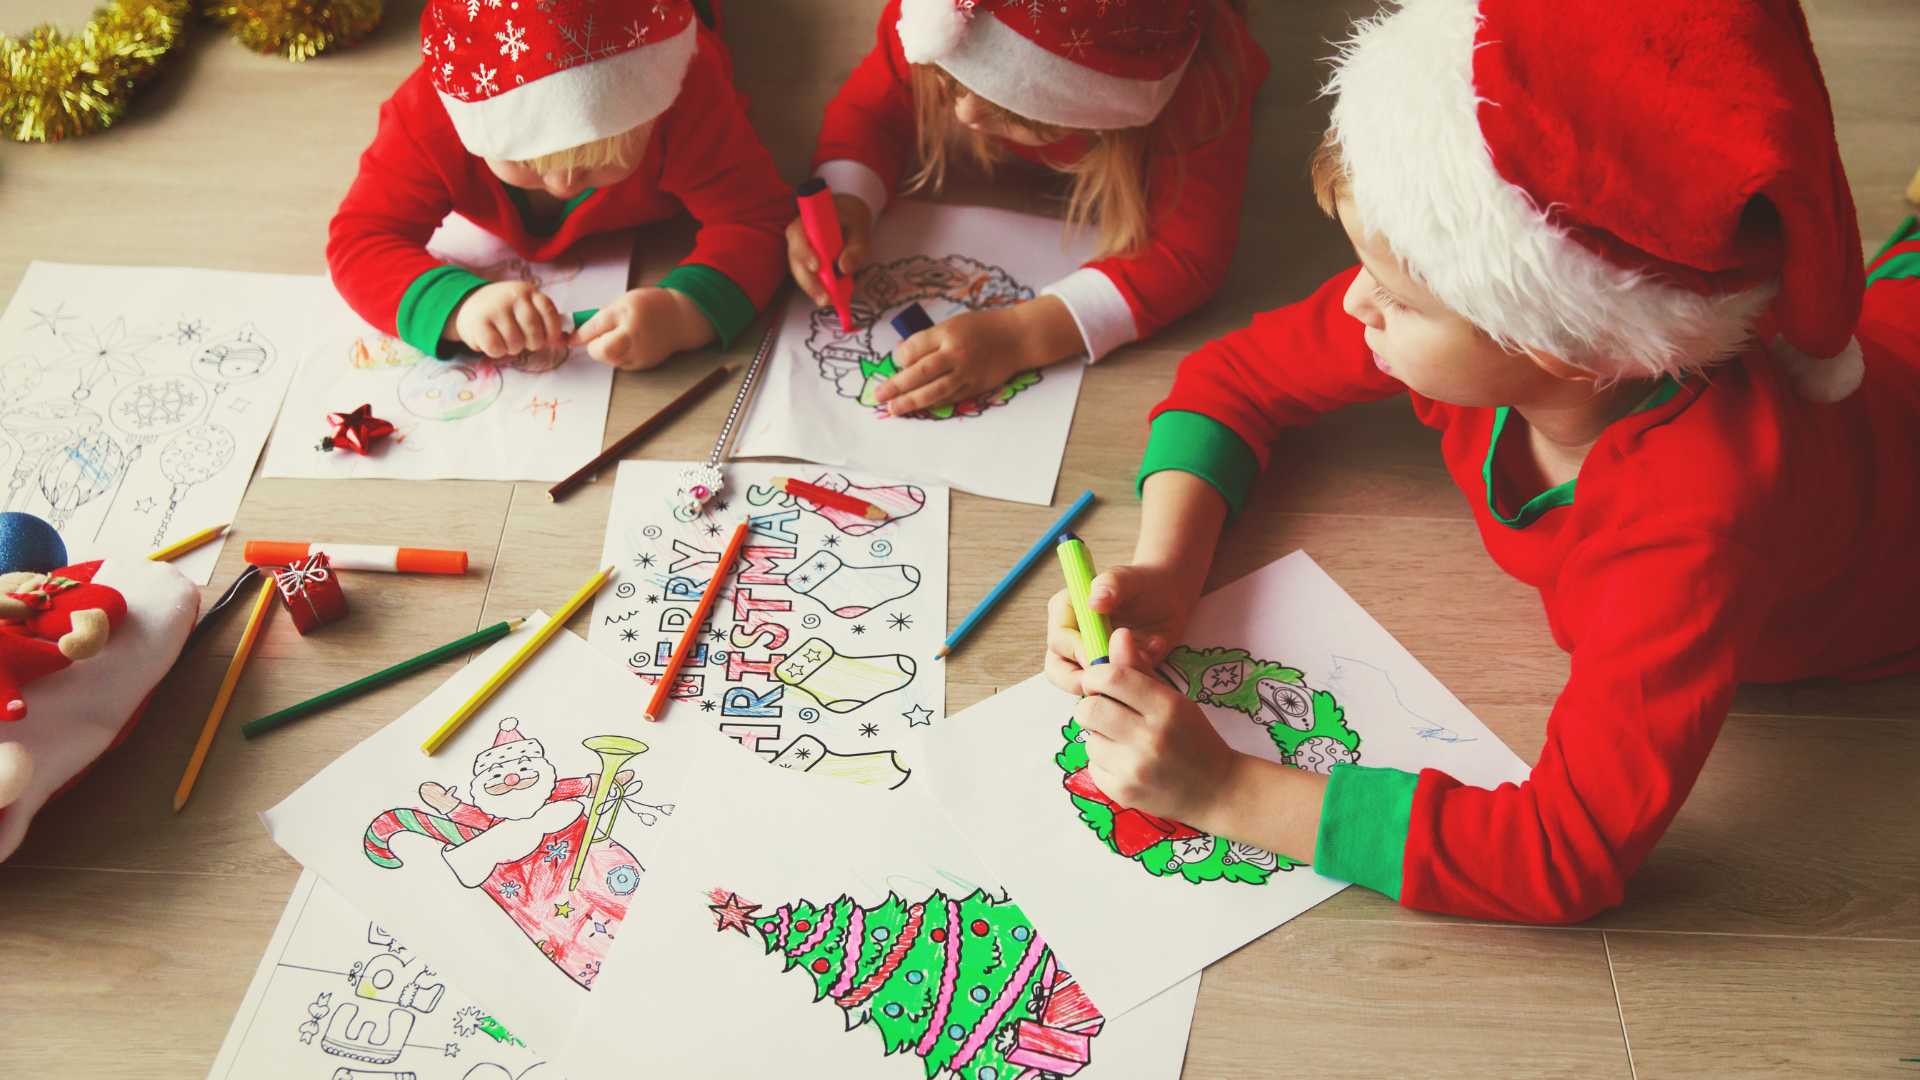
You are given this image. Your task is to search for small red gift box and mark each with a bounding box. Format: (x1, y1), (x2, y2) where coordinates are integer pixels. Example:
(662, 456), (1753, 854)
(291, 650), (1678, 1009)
(273, 553), (348, 635)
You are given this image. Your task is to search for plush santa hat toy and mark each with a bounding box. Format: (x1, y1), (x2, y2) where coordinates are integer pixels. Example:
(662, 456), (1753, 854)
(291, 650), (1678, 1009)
(420, 0), (700, 161)
(474, 716), (543, 775)
(896, 0), (1206, 131)
(1325, 0), (1865, 401)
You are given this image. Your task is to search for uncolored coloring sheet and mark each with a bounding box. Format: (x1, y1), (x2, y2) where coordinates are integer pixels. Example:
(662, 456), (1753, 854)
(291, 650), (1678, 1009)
(261, 215), (627, 482)
(265, 620), (699, 1056)
(0, 262), (308, 583)
(565, 731), (1202, 1080)
(208, 870), (557, 1080)
(923, 551), (1532, 1015)
(587, 460), (947, 787)
(732, 200), (1091, 505)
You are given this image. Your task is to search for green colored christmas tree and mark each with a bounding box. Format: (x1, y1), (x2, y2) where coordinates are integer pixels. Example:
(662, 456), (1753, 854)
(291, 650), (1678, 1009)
(1054, 645), (1363, 886)
(708, 887), (1102, 1079)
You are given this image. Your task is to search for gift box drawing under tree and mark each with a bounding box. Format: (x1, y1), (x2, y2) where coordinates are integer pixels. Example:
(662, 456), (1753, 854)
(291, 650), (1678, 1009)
(362, 718), (668, 989)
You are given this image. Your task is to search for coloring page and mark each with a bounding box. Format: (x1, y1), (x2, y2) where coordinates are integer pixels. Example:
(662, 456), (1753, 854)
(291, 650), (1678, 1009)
(564, 731), (1202, 1080)
(923, 551), (1532, 1015)
(732, 200), (1092, 505)
(0, 262), (309, 584)
(265, 620), (699, 1056)
(261, 214), (628, 482)
(587, 460), (947, 788)
(208, 871), (557, 1080)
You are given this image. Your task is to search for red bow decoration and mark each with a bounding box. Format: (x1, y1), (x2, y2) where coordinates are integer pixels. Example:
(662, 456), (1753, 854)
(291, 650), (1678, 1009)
(319, 404), (395, 455)
(1063, 767), (1205, 858)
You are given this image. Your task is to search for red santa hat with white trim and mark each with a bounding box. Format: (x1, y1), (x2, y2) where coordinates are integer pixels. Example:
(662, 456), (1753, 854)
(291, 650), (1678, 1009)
(420, 0), (699, 162)
(473, 716), (543, 775)
(896, 0), (1205, 131)
(1325, 0), (1866, 401)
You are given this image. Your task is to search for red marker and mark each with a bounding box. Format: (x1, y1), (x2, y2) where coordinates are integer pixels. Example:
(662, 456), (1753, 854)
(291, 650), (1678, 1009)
(796, 178), (856, 332)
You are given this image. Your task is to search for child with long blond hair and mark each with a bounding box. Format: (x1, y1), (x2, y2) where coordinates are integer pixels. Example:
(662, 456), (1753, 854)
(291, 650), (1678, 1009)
(789, 0), (1267, 415)
(329, 0), (789, 371)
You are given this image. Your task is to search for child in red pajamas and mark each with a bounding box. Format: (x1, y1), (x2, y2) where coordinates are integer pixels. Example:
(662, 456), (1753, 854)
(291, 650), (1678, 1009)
(790, 0), (1266, 415)
(1044, 0), (1920, 923)
(328, 0), (789, 371)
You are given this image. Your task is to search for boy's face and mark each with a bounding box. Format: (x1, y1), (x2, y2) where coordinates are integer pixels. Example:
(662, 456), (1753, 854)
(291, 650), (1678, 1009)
(483, 121), (655, 199)
(1336, 196), (1572, 408)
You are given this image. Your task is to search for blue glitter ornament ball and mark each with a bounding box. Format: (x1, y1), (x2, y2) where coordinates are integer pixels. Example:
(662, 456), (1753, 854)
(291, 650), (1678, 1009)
(0, 513), (66, 575)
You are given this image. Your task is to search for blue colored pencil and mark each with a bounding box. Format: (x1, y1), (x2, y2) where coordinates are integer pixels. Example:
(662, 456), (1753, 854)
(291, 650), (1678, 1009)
(936, 489), (1096, 660)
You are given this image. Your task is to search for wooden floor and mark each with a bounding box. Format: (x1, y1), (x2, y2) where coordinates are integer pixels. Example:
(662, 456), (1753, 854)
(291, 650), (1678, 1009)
(2, 1), (1917, 1076)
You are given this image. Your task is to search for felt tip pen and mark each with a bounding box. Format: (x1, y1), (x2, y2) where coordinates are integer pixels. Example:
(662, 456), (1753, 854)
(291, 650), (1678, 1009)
(1055, 531), (1111, 666)
(796, 178), (857, 332)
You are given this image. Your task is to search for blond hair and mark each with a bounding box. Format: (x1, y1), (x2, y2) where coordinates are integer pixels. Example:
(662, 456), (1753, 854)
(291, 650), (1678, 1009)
(905, 0), (1250, 260)
(1309, 128), (1348, 218)
(512, 123), (649, 174)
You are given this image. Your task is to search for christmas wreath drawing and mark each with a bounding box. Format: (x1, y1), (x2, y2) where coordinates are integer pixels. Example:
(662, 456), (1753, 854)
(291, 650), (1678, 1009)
(1054, 644), (1362, 886)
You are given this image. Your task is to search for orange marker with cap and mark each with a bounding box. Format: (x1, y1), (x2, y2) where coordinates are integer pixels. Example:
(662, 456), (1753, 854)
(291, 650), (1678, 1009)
(244, 541), (468, 575)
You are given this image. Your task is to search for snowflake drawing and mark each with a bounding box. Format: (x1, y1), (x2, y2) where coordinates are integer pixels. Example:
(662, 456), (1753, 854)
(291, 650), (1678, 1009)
(25, 302), (74, 336)
(634, 553), (656, 569)
(498, 881), (522, 898)
(700, 700), (718, 713)
(888, 613), (912, 631)
(624, 18), (648, 47)
(113, 377), (203, 433)
(63, 318), (156, 398)
(172, 319), (208, 345)
(473, 63), (499, 96)
(465, 0), (480, 19)
(859, 722), (879, 738)
(620, 628), (639, 642)
(1063, 28), (1092, 57)
(496, 20), (528, 61)
(541, 837), (570, 864)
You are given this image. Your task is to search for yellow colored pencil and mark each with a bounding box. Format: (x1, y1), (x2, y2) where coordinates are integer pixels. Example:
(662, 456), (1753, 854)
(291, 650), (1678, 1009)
(173, 573), (276, 812)
(149, 522), (229, 563)
(420, 564), (616, 755)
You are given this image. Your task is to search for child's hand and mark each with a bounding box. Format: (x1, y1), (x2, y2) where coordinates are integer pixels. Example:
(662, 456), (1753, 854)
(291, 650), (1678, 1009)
(1045, 562), (1198, 696)
(1074, 629), (1242, 826)
(786, 193), (873, 308)
(574, 287), (713, 371)
(875, 296), (1082, 416)
(449, 281), (565, 359)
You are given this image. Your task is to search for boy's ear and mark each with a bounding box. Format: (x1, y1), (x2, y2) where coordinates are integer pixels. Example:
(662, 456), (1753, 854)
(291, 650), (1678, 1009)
(1521, 349), (1597, 383)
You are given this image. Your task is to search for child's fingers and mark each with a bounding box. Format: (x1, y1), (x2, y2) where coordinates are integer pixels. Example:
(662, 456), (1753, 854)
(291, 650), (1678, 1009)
(874, 347), (946, 403)
(574, 307), (617, 343)
(512, 297), (547, 352)
(532, 292), (564, 344)
(785, 221), (831, 306)
(495, 313), (527, 356)
(1087, 570), (1124, 614)
(587, 328), (630, 367)
(839, 232), (869, 274)
(887, 374), (963, 416)
(891, 329), (941, 369)
(1079, 658), (1167, 713)
(1043, 647), (1086, 696)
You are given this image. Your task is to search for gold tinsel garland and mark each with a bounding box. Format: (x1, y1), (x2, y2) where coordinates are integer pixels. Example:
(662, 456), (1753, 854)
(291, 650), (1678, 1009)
(0, 0), (384, 144)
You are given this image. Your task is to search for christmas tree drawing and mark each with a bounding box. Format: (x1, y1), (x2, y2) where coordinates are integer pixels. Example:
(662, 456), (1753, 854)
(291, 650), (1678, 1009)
(1054, 644), (1362, 886)
(709, 887), (1104, 1079)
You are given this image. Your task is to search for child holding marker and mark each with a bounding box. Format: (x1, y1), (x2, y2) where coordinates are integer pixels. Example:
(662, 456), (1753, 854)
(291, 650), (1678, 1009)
(1046, 0), (1920, 923)
(328, 0), (789, 371)
(790, 0), (1267, 415)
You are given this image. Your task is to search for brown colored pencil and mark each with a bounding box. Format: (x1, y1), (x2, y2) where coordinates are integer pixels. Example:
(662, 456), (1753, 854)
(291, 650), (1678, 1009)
(547, 364), (734, 502)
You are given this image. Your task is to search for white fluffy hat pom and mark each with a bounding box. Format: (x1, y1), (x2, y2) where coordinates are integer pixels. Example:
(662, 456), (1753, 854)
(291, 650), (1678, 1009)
(898, 0), (974, 63)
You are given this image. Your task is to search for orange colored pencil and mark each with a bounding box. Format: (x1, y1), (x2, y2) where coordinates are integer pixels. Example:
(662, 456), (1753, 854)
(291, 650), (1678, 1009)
(173, 573), (277, 812)
(645, 520), (750, 722)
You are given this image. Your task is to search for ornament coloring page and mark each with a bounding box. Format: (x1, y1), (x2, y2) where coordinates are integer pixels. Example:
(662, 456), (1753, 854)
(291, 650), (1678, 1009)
(565, 730), (1202, 1080)
(923, 551), (1532, 1016)
(261, 214), (628, 482)
(208, 870), (556, 1080)
(731, 200), (1092, 505)
(265, 619), (699, 1057)
(587, 460), (947, 787)
(0, 262), (309, 583)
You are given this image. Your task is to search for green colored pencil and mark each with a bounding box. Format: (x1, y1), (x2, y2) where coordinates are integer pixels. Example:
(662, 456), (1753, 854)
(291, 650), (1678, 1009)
(242, 617), (526, 739)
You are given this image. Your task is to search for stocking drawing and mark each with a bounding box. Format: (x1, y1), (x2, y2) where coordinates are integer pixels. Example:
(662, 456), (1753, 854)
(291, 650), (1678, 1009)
(783, 549), (920, 618)
(775, 637), (915, 714)
(796, 474), (924, 535)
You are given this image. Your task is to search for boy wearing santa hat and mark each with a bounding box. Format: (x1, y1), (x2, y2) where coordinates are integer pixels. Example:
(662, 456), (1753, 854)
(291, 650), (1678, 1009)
(329, 0), (790, 370)
(1045, 0), (1920, 923)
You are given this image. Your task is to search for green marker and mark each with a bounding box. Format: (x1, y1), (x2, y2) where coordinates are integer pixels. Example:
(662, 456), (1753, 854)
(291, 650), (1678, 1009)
(1055, 531), (1111, 666)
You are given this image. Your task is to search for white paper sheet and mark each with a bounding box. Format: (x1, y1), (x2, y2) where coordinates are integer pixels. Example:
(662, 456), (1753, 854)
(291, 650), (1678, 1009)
(260, 215), (627, 482)
(922, 551), (1532, 1016)
(564, 730), (1202, 1080)
(0, 262), (308, 583)
(208, 870), (559, 1080)
(731, 200), (1092, 505)
(587, 460), (948, 788)
(264, 620), (701, 1057)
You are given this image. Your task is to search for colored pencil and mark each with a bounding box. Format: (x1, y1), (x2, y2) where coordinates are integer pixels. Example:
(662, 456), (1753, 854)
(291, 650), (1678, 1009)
(242, 618), (527, 739)
(936, 489), (1095, 660)
(148, 522), (228, 562)
(1056, 531), (1112, 667)
(547, 364), (734, 502)
(646, 520), (750, 722)
(173, 574), (277, 812)
(420, 566), (616, 755)
(244, 541), (468, 575)
(777, 476), (886, 521)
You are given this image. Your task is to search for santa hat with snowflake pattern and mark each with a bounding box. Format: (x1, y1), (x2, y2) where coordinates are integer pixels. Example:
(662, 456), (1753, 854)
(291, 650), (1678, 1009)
(473, 716), (543, 775)
(421, 0), (699, 162)
(896, 0), (1205, 131)
(1326, 0), (1867, 400)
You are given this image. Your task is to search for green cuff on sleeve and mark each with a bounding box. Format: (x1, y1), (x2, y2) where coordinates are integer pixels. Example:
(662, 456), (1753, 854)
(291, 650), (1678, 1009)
(1313, 763), (1419, 901)
(1136, 410), (1261, 518)
(397, 265), (490, 359)
(660, 263), (756, 349)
